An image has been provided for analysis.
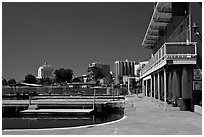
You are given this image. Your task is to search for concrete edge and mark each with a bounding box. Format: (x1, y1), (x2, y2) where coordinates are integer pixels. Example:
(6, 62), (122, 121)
(3, 116), (127, 133)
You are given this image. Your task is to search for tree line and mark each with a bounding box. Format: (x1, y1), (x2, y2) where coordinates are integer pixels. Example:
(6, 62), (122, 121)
(2, 68), (73, 86)
(2, 67), (107, 86)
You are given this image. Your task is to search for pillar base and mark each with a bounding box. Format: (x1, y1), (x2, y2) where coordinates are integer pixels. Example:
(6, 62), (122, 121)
(180, 98), (192, 111)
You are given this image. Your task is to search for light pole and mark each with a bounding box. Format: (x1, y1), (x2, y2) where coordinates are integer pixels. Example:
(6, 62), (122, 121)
(193, 22), (202, 41)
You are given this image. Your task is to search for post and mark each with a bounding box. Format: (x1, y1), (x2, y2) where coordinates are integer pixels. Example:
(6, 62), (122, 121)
(93, 88), (96, 111)
(112, 84), (114, 100)
(29, 96), (31, 106)
(128, 78), (130, 95)
(164, 69), (167, 111)
(158, 72), (160, 104)
(117, 87), (119, 100)
(145, 80), (148, 98)
(150, 76), (153, 102)
(153, 75), (156, 101)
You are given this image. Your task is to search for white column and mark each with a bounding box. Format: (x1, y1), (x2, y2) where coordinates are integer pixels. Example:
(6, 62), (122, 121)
(158, 73), (160, 102)
(150, 77), (152, 97)
(145, 80), (148, 98)
(164, 69), (167, 111)
(153, 75), (156, 101)
(128, 78), (130, 95)
(150, 76), (153, 102)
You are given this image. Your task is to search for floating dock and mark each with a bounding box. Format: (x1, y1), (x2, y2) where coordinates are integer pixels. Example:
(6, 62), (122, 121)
(3, 96), (125, 115)
(2, 99), (108, 107)
(20, 109), (94, 115)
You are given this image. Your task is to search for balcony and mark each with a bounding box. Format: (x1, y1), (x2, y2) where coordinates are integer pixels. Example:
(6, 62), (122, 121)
(141, 42), (197, 78)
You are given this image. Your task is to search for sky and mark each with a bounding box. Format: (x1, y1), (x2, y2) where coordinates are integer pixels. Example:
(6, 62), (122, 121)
(2, 2), (154, 81)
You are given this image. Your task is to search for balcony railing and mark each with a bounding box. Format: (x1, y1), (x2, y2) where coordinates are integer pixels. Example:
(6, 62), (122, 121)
(141, 42), (197, 78)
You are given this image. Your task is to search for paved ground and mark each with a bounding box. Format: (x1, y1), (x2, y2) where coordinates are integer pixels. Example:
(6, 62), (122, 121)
(2, 95), (202, 135)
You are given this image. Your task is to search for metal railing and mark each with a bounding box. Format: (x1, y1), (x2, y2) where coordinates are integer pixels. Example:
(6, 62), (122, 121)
(141, 42), (197, 78)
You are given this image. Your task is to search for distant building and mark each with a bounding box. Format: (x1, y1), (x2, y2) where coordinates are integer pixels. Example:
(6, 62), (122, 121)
(115, 59), (137, 84)
(37, 62), (54, 79)
(134, 61), (149, 77)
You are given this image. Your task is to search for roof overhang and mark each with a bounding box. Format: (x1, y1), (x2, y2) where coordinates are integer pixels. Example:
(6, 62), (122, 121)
(142, 2), (172, 49)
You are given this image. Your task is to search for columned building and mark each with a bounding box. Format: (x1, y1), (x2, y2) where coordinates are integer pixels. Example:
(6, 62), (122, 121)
(115, 59), (137, 84)
(141, 2), (201, 111)
(37, 62), (54, 79)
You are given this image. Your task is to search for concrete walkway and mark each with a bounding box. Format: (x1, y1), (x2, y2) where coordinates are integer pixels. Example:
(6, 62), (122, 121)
(2, 95), (202, 135)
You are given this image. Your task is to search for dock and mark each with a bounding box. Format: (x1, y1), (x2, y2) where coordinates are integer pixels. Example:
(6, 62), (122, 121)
(2, 99), (109, 107)
(20, 109), (94, 115)
(2, 96), (125, 114)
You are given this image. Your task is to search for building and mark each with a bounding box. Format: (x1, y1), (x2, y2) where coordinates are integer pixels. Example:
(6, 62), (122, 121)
(134, 61), (149, 77)
(115, 59), (137, 84)
(140, 2), (202, 111)
(37, 62), (54, 79)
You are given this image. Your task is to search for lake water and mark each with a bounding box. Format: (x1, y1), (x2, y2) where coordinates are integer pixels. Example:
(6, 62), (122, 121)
(3, 109), (124, 130)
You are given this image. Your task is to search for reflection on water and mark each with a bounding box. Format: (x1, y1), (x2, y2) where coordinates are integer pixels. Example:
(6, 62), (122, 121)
(2, 109), (124, 130)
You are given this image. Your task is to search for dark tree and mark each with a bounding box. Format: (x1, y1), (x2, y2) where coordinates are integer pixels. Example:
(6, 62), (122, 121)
(117, 75), (123, 84)
(8, 78), (16, 85)
(88, 67), (105, 81)
(131, 79), (137, 89)
(72, 77), (82, 82)
(54, 68), (73, 84)
(2, 78), (8, 86)
(37, 77), (52, 85)
(24, 74), (37, 84)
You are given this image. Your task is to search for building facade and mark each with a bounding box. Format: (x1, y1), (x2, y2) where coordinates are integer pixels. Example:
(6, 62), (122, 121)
(115, 59), (137, 84)
(134, 61), (149, 77)
(37, 62), (54, 79)
(141, 2), (202, 111)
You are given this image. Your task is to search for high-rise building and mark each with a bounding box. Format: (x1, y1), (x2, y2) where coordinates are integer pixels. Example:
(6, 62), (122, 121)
(115, 59), (137, 84)
(37, 62), (54, 79)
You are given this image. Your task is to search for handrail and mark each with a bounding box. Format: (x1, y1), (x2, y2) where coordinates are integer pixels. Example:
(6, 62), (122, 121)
(141, 42), (197, 76)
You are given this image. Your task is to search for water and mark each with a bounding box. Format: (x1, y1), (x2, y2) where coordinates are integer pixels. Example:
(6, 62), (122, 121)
(2, 109), (124, 130)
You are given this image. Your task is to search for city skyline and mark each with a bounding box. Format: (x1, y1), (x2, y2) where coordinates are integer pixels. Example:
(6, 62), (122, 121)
(3, 2), (153, 81)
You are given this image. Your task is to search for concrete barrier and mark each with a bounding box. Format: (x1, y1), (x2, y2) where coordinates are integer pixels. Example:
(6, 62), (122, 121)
(194, 105), (202, 115)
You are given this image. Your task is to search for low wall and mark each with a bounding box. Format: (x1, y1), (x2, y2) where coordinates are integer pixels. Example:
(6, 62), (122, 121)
(194, 105), (202, 115)
(2, 87), (107, 96)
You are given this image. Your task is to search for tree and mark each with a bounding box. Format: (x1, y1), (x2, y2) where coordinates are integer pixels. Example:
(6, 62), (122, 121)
(131, 79), (137, 89)
(37, 77), (52, 85)
(54, 68), (73, 84)
(8, 78), (16, 85)
(72, 77), (82, 82)
(118, 75), (123, 84)
(24, 74), (37, 84)
(2, 78), (8, 86)
(88, 67), (105, 81)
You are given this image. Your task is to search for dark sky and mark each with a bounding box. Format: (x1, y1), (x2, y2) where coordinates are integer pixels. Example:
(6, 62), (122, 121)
(2, 2), (153, 81)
